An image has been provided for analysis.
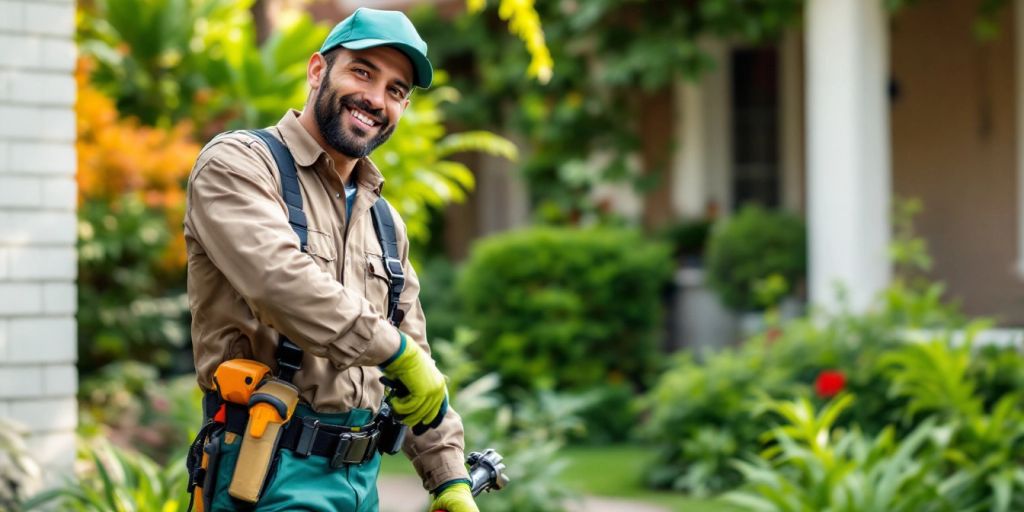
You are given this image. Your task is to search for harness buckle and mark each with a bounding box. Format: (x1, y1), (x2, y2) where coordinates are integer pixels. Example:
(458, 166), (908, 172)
(295, 416), (319, 458)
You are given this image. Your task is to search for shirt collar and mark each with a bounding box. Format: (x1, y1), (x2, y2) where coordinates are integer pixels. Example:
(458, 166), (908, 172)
(276, 109), (386, 193)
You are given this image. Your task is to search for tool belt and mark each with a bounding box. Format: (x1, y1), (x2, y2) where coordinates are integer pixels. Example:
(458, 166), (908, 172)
(202, 391), (383, 466)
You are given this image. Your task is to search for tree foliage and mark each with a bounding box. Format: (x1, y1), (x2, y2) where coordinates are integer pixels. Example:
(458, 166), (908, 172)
(414, 1), (805, 223)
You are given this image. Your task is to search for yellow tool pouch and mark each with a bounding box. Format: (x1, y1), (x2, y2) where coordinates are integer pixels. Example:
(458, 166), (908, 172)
(228, 378), (299, 503)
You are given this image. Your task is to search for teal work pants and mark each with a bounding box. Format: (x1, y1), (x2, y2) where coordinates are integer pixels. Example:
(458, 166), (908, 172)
(209, 406), (381, 512)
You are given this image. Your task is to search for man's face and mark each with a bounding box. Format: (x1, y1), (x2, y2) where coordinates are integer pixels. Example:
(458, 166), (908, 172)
(313, 46), (413, 159)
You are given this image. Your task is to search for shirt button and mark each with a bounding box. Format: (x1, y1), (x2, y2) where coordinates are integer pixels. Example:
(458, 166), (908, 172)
(335, 192), (341, 199)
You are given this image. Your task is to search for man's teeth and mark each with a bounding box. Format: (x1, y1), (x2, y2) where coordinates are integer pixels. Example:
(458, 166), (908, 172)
(350, 109), (376, 127)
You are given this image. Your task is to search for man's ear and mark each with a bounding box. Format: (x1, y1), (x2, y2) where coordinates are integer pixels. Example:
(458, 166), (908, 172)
(307, 53), (327, 91)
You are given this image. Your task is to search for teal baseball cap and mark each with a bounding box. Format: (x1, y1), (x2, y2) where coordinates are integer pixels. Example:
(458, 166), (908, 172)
(319, 8), (433, 88)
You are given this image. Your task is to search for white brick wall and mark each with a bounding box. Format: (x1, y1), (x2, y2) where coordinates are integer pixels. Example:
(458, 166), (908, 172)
(0, 0), (78, 486)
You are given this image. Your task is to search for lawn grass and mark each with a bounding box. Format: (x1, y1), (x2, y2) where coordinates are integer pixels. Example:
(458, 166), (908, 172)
(559, 444), (743, 512)
(381, 444), (744, 512)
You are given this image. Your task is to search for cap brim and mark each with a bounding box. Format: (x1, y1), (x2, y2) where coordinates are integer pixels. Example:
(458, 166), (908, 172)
(340, 39), (433, 88)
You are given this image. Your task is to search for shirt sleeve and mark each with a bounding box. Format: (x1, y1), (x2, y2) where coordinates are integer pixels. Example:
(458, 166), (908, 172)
(184, 136), (401, 369)
(388, 203), (471, 490)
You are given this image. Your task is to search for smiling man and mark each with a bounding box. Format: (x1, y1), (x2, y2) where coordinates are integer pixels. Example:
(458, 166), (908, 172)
(184, 8), (476, 512)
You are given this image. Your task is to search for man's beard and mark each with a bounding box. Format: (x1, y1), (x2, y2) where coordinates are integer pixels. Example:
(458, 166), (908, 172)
(314, 79), (395, 159)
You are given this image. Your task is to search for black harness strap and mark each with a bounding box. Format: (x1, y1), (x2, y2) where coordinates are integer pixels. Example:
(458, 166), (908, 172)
(369, 199), (406, 327)
(250, 129), (308, 251)
(249, 128), (305, 382)
(246, 129), (408, 383)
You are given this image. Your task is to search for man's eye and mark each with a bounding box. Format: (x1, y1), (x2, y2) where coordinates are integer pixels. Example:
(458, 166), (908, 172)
(354, 68), (369, 78)
(389, 87), (404, 98)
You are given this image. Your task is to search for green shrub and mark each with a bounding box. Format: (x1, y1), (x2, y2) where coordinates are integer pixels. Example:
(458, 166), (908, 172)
(705, 205), (806, 311)
(418, 257), (463, 344)
(641, 281), (971, 495)
(77, 197), (190, 375)
(641, 345), (795, 495)
(457, 227), (673, 394)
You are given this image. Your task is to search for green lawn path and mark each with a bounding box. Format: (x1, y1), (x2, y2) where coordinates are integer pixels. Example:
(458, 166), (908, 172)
(379, 444), (743, 512)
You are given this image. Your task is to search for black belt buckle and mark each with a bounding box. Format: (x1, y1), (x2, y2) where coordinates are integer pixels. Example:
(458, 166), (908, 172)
(330, 433), (355, 468)
(330, 432), (377, 468)
(296, 417), (320, 458)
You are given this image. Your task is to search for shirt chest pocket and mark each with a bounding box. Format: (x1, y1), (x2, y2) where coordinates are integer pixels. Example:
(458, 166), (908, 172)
(305, 228), (337, 274)
(364, 251), (392, 315)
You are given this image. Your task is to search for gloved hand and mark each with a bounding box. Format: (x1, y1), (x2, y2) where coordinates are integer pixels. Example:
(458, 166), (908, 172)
(430, 481), (478, 512)
(380, 332), (448, 432)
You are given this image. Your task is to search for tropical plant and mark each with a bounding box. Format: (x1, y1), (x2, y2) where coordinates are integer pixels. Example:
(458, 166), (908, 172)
(423, 330), (582, 512)
(78, 0), (254, 127)
(466, 0), (552, 83)
(881, 334), (1024, 509)
(377, 77), (517, 246)
(23, 437), (191, 512)
(0, 419), (41, 511)
(726, 395), (985, 512)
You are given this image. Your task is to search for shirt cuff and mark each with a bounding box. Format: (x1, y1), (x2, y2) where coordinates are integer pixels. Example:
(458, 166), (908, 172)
(418, 450), (470, 492)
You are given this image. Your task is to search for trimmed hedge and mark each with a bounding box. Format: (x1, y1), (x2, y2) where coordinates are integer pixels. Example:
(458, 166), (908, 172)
(457, 227), (673, 393)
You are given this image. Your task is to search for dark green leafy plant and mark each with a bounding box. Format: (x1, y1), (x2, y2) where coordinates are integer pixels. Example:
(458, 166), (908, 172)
(659, 218), (713, 265)
(457, 226), (673, 394)
(705, 205), (806, 311)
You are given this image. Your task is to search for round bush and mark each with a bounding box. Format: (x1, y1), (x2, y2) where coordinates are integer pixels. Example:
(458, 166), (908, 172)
(705, 205), (806, 311)
(457, 227), (673, 394)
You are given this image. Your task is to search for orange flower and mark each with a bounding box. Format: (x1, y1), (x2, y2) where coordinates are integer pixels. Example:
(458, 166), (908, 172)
(76, 57), (200, 271)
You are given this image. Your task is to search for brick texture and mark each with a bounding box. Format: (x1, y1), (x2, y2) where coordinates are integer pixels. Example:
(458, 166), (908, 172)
(0, 0), (78, 486)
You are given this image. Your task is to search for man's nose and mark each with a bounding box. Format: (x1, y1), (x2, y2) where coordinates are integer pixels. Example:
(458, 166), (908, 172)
(360, 86), (386, 113)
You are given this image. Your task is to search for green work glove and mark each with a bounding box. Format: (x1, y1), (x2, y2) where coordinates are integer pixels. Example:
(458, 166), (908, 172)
(429, 481), (478, 512)
(380, 332), (448, 431)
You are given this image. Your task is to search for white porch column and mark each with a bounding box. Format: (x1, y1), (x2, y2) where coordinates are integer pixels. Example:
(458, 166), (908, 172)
(806, 0), (892, 311)
(671, 40), (731, 217)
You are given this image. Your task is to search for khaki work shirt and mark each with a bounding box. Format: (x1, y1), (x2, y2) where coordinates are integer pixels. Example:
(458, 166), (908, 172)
(184, 110), (468, 490)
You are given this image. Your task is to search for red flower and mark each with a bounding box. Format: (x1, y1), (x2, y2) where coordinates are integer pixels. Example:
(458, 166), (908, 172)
(814, 370), (846, 398)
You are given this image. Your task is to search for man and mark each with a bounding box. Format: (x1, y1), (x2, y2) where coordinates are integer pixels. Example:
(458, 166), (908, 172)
(184, 8), (477, 512)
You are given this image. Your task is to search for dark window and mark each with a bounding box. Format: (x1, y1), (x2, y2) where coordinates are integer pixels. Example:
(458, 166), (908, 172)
(731, 47), (780, 209)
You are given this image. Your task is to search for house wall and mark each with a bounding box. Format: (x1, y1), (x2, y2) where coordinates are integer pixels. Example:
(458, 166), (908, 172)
(890, 0), (1024, 324)
(0, 0), (78, 486)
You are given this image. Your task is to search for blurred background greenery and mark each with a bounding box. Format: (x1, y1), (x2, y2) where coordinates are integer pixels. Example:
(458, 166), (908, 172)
(7, 0), (1022, 511)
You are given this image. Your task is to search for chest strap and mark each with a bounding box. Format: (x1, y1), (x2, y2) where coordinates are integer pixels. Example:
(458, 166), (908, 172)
(246, 129), (407, 382)
(369, 199), (406, 326)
